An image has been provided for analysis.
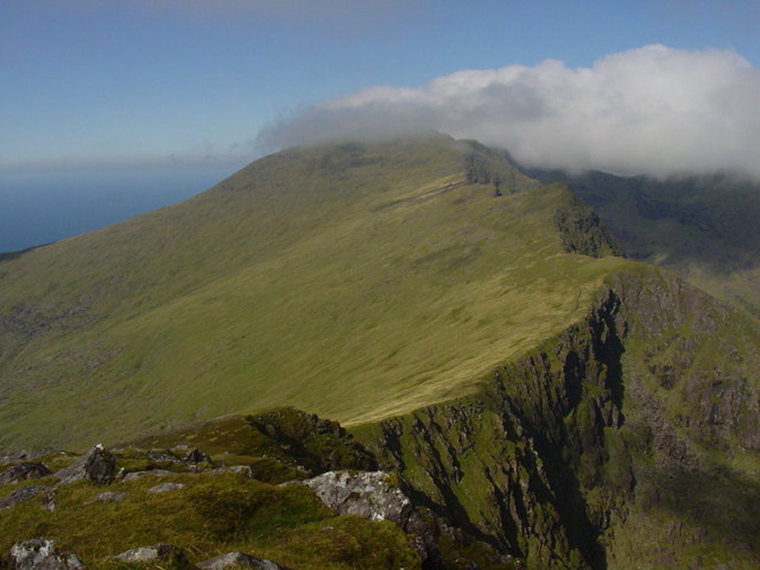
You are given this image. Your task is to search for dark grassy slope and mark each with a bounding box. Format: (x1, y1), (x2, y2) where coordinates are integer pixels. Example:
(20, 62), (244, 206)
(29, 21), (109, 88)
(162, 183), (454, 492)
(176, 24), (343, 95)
(527, 168), (760, 316)
(0, 134), (631, 449)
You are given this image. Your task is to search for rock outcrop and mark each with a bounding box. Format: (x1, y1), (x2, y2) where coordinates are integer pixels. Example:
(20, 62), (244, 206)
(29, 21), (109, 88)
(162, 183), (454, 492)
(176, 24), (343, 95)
(113, 543), (192, 568)
(148, 482), (185, 493)
(184, 448), (213, 464)
(245, 408), (377, 476)
(362, 271), (760, 569)
(196, 551), (291, 570)
(301, 470), (413, 524)
(92, 491), (128, 503)
(0, 463), (51, 485)
(9, 539), (83, 570)
(0, 486), (49, 511)
(298, 469), (512, 568)
(54, 444), (116, 485)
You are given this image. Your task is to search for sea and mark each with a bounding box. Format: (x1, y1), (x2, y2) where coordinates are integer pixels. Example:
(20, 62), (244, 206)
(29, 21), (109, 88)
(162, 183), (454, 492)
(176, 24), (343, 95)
(0, 165), (239, 254)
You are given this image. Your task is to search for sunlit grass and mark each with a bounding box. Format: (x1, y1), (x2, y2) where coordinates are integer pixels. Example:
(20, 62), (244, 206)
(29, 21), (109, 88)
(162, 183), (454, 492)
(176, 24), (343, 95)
(0, 135), (635, 449)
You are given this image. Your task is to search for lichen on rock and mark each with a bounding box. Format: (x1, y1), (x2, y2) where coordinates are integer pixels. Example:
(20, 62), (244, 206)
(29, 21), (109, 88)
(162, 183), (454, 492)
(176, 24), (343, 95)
(9, 539), (83, 570)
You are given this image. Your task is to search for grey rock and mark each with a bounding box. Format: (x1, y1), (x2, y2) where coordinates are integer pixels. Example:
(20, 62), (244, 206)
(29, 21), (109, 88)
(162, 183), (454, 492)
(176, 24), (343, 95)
(92, 491), (128, 502)
(40, 489), (56, 511)
(147, 482), (185, 493)
(184, 448), (213, 464)
(55, 444), (116, 485)
(10, 539), (84, 569)
(207, 465), (253, 477)
(196, 551), (291, 570)
(0, 485), (50, 511)
(297, 470), (447, 564)
(0, 462), (51, 484)
(0, 449), (63, 466)
(146, 450), (183, 464)
(0, 450), (29, 465)
(113, 543), (192, 567)
(122, 469), (174, 482)
(299, 470), (413, 525)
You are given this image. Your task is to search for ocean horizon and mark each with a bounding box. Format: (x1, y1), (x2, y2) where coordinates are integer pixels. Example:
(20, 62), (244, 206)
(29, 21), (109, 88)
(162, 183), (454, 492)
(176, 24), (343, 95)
(0, 165), (239, 254)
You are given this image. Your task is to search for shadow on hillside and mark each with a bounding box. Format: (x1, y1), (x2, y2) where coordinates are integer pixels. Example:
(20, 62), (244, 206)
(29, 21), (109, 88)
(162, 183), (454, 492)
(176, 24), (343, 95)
(0, 243), (50, 263)
(527, 168), (760, 276)
(641, 462), (760, 557)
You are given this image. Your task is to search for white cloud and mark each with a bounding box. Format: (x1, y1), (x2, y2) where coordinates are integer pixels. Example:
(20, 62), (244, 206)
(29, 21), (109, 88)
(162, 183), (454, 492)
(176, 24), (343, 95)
(259, 44), (760, 179)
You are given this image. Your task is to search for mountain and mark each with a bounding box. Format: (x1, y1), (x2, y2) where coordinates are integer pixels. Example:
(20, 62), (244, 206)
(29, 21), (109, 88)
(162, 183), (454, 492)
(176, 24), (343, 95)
(1, 134), (759, 569)
(526, 168), (760, 317)
(0, 134), (624, 448)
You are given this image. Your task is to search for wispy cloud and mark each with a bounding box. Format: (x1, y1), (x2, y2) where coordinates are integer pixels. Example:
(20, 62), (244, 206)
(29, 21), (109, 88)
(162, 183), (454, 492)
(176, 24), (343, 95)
(259, 44), (760, 179)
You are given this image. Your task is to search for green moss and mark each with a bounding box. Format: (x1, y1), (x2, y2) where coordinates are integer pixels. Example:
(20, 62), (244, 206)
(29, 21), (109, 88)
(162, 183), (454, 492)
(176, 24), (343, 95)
(0, 470), (424, 570)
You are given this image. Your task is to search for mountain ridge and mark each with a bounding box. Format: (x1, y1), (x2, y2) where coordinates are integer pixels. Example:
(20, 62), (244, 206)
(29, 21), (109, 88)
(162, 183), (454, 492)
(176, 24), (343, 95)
(1, 134), (760, 568)
(0, 134), (630, 449)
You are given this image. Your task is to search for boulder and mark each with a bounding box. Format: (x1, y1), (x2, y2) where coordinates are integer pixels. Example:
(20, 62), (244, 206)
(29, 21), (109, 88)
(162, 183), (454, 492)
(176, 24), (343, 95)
(297, 470), (455, 565)
(146, 450), (183, 464)
(0, 462), (51, 484)
(9, 539), (83, 570)
(113, 543), (192, 568)
(0, 450), (29, 466)
(299, 470), (413, 525)
(196, 551), (291, 569)
(40, 489), (56, 512)
(54, 444), (116, 485)
(92, 491), (128, 502)
(184, 448), (213, 464)
(147, 482), (185, 493)
(0, 485), (50, 511)
(122, 469), (174, 482)
(207, 465), (253, 478)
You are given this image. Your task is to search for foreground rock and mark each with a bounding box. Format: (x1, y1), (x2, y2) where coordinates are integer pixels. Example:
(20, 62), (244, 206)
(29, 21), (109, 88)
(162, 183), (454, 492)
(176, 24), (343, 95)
(196, 551), (291, 569)
(300, 470), (434, 561)
(121, 468), (174, 482)
(92, 491), (128, 502)
(184, 448), (213, 465)
(147, 482), (185, 493)
(0, 462), (51, 485)
(301, 470), (413, 524)
(113, 543), (192, 568)
(9, 539), (83, 569)
(0, 485), (50, 511)
(299, 469), (512, 568)
(54, 444), (116, 485)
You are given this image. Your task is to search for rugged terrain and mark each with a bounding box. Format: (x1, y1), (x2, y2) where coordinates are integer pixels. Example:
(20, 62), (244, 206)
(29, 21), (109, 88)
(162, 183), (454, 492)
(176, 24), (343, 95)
(1, 134), (759, 568)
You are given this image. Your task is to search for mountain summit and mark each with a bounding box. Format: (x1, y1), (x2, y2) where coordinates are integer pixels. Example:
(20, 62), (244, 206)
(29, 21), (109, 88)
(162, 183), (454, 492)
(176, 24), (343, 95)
(0, 134), (623, 447)
(1, 134), (759, 568)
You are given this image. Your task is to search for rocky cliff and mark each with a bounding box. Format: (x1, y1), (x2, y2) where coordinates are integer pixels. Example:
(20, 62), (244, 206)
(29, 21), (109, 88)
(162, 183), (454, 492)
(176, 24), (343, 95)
(358, 267), (760, 569)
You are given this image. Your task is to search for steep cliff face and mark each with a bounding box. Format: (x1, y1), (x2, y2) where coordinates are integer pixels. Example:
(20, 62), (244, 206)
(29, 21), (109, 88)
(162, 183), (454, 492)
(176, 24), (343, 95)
(554, 190), (621, 258)
(359, 268), (760, 569)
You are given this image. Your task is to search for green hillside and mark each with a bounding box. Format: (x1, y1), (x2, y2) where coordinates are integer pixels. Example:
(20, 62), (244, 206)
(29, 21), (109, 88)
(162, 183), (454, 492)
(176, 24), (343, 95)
(2, 135), (760, 569)
(0, 134), (630, 449)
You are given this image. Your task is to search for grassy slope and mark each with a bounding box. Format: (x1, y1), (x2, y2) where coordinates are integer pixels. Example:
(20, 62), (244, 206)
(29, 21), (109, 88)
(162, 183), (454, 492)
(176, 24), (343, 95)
(0, 135), (633, 449)
(0, 472), (421, 570)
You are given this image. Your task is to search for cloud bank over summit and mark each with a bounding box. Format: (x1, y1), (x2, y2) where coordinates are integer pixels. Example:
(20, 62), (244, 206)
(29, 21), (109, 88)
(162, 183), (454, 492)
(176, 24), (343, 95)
(259, 45), (760, 180)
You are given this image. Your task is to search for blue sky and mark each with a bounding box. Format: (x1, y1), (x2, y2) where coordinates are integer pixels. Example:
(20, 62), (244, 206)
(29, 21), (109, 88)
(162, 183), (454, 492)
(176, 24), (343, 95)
(3, 0), (760, 175)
